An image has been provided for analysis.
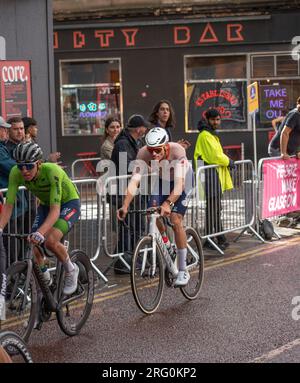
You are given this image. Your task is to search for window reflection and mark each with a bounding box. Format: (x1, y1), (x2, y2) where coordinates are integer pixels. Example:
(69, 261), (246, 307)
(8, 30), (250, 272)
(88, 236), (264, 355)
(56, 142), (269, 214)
(60, 60), (122, 136)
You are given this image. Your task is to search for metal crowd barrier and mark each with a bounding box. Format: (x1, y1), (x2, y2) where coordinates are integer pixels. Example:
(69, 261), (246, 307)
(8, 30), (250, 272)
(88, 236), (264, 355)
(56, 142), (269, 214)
(71, 157), (101, 179)
(100, 174), (148, 272)
(100, 172), (197, 272)
(0, 179), (107, 283)
(3, 158), (289, 280)
(195, 160), (264, 255)
(0, 186), (36, 267)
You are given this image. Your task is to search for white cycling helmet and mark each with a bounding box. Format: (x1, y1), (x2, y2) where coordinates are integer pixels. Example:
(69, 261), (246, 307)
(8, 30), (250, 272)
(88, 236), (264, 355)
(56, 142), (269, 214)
(145, 127), (169, 147)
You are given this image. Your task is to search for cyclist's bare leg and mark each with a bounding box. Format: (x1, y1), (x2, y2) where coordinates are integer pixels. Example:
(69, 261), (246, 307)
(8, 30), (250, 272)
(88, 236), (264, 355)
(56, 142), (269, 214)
(33, 246), (46, 267)
(43, 228), (68, 264)
(0, 346), (12, 363)
(155, 217), (166, 234)
(33, 227), (67, 265)
(170, 213), (187, 248)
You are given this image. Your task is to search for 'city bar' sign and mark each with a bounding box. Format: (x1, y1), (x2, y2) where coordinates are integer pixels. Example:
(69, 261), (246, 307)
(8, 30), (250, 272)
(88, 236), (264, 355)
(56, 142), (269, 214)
(54, 19), (269, 51)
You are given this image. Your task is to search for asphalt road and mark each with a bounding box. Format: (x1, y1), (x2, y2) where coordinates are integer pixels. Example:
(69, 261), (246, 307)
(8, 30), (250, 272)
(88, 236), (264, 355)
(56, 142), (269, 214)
(8, 236), (300, 363)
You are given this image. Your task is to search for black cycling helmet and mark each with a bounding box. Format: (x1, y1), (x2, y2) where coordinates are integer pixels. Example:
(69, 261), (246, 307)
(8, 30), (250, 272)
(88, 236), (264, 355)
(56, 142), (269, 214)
(13, 142), (43, 163)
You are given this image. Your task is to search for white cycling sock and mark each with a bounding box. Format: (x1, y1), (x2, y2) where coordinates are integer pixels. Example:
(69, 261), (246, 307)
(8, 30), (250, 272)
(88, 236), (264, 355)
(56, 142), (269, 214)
(177, 248), (187, 271)
(63, 257), (75, 273)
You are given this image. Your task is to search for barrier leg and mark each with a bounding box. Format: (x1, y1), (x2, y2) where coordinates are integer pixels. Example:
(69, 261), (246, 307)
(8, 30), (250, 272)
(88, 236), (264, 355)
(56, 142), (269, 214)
(247, 225), (265, 243)
(91, 261), (109, 283)
(233, 227), (247, 242)
(206, 237), (224, 255)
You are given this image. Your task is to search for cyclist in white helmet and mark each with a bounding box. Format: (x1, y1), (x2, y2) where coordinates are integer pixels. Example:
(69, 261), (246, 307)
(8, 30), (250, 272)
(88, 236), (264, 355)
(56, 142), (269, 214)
(117, 127), (193, 286)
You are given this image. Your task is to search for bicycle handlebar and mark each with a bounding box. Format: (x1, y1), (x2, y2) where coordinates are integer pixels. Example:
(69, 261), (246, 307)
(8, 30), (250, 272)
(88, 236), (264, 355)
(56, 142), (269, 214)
(127, 207), (161, 215)
(124, 207), (174, 228)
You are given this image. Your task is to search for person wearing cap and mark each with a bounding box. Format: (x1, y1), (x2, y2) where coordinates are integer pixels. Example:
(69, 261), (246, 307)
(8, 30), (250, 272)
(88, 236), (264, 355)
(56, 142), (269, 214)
(1, 117), (30, 263)
(0, 117), (15, 190)
(194, 108), (234, 252)
(111, 114), (149, 273)
(0, 116), (11, 142)
(0, 117), (14, 311)
(111, 114), (149, 175)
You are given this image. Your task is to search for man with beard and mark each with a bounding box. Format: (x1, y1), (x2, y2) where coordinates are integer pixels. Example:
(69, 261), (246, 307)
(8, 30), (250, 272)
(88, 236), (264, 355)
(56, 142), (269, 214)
(194, 108), (234, 251)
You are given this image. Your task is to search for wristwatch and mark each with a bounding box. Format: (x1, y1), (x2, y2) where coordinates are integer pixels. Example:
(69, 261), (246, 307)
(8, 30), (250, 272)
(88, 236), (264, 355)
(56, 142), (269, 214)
(166, 199), (174, 209)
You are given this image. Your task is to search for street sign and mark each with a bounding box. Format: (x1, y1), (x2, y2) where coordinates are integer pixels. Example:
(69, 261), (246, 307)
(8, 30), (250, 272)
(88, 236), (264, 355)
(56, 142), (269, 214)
(247, 81), (259, 113)
(0, 36), (6, 60)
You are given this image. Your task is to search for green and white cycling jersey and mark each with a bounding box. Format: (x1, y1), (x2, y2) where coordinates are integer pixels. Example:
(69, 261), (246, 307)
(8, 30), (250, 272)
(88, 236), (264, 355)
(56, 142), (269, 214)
(6, 163), (79, 206)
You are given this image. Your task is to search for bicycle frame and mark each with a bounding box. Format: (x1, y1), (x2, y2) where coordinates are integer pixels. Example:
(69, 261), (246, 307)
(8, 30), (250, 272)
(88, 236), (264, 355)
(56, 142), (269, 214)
(5, 235), (77, 315)
(139, 212), (200, 279)
(30, 245), (85, 311)
(148, 212), (178, 277)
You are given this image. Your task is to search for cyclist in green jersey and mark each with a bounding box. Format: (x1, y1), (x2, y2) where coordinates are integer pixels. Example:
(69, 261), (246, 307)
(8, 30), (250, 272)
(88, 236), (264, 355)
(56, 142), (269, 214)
(0, 142), (80, 295)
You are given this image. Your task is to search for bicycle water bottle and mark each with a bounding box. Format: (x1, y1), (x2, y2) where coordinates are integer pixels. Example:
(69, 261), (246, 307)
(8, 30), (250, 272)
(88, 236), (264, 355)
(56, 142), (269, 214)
(162, 235), (177, 261)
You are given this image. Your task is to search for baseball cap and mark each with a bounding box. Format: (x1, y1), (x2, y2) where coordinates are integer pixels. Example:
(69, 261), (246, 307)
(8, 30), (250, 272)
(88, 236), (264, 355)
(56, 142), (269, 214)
(0, 116), (11, 128)
(127, 114), (150, 128)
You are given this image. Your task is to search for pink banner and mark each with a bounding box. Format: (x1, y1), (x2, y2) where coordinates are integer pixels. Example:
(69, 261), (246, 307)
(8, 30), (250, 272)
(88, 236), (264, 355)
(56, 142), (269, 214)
(262, 158), (300, 219)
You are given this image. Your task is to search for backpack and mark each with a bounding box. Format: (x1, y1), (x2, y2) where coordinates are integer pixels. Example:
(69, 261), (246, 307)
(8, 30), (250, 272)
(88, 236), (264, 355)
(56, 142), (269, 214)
(259, 219), (274, 241)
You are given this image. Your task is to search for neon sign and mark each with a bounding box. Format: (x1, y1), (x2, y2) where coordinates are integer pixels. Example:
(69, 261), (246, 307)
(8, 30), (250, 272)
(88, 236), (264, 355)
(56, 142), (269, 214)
(260, 85), (289, 123)
(195, 89), (238, 107)
(79, 102), (106, 113)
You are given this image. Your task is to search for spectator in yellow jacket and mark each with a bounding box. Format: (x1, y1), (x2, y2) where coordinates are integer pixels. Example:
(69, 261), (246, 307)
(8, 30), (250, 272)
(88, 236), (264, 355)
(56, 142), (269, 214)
(193, 108), (234, 251)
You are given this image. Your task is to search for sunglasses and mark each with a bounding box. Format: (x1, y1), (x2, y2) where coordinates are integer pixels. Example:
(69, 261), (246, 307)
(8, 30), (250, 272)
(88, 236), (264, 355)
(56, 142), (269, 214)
(17, 162), (36, 171)
(147, 146), (164, 154)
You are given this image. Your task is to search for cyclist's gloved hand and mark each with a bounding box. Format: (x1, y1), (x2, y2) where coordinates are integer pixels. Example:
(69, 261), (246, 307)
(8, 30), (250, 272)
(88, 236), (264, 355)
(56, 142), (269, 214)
(29, 231), (45, 245)
(228, 159), (237, 170)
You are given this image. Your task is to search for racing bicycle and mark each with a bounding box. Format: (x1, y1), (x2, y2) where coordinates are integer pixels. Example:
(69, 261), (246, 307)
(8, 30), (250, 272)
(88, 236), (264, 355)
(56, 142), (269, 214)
(128, 207), (204, 314)
(2, 233), (94, 342)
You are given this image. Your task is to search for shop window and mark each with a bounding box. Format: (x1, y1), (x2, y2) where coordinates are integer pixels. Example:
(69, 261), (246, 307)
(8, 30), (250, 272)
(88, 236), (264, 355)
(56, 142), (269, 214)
(276, 55), (299, 77)
(252, 56), (275, 78)
(186, 55), (246, 81)
(185, 55), (247, 132)
(60, 59), (122, 136)
(252, 54), (300, 78)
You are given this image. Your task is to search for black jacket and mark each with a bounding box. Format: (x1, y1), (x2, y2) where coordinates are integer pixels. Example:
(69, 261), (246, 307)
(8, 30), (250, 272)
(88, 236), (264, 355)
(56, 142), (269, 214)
(111, 129), (143, 176)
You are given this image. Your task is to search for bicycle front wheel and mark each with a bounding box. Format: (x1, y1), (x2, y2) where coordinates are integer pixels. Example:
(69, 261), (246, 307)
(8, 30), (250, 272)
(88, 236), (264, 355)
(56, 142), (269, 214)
(131, 236), (164, 315)
(4, 261), (38, 343)
(180, 227), (204, 300)
(56, 250), (94, 336)
(0, 331), (33, 363)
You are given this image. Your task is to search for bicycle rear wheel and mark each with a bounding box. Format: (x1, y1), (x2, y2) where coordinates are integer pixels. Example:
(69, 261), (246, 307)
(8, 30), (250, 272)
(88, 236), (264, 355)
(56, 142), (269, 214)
(3, 261), (37, 343)
(0, 331), (33, 363)
(180, 227), (204, 300)
(131, 236), (164, 314)
(56, 250), (94, 336)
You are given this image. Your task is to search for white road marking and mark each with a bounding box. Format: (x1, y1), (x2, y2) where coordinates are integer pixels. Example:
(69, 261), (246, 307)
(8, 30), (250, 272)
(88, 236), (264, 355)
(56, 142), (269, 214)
(251, 338), (300, 363)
